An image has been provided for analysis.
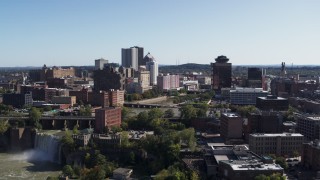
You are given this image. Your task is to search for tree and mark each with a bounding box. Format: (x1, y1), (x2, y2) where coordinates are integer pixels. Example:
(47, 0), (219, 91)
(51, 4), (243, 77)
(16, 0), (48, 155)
(197, 108), (207, 117)
(43, 106), (52, 112)
(104, 161), (117, 177)
(292, 150), (300, 158)
(121, 107), (133, 121)
(80, 166), (106, 180)
(46, 176), (59, 180)
(255, 173), (285, 180)
(275, 156), (288, 170)
(148, 108), (164, 120)
(180, 105), (197, 119)
(164, 109), (174, 118)
(120, 131), (130, 148)
(61, 130), (75, 150)
(137, 111), (149, 123)
(73, 125), (79, 134)
(79, 105), (92, 116)
(0, 119), (9, 134)
(236, 105), (257, 117)
(29, 107), (42, 129)
(179, 128), (196, 152)
(111, 125), (122, 133)
(62, 165), (74, 177)
(94, 153), (107, 166)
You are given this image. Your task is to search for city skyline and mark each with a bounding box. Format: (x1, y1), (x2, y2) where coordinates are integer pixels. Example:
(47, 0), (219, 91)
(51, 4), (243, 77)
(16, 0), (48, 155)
(1, 0), (320, 67)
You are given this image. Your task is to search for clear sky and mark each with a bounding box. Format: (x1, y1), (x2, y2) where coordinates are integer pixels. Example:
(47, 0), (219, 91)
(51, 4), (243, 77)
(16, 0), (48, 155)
(1, 0), (320, 67)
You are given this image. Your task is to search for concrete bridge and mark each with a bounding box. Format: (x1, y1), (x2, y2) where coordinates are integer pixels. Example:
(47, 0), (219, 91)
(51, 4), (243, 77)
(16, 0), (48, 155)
(123, 102), (163, 108)
(1, 116), (95, 130)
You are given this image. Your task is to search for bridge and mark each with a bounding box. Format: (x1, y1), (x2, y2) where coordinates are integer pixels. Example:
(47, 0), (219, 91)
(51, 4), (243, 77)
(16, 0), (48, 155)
(0, 116), (95, 130)
(123, 102), (163, 108)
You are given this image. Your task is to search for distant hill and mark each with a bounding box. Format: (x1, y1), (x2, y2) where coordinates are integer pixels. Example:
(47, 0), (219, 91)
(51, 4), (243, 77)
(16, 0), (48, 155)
(159, 63), (211, 75)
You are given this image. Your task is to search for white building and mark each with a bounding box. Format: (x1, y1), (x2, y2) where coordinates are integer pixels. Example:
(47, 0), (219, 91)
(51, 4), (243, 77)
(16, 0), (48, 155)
(145, 53), (158, 85)
(230, 88), (268, 105)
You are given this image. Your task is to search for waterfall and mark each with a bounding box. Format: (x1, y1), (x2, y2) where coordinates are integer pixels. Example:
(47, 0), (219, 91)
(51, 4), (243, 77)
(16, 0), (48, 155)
(34, 132), (62, 163)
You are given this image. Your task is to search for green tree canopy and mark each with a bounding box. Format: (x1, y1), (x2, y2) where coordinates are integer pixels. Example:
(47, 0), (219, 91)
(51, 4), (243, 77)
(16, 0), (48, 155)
(0, 119), (9, 134)
(62, 165), (74, 177)
(164, 109), (174, 118)
(148, 108), (164, 120)
(29, 107), (42, 129)
(180, 105), (197, 120)
(79, 105), (92, 116)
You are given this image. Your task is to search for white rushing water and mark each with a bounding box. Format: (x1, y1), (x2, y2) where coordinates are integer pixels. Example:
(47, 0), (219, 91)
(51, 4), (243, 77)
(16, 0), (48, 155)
(34, 132), (62, 163)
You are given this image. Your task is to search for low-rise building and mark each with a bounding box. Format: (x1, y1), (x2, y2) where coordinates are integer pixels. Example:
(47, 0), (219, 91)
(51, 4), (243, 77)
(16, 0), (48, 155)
(51, 96), (76, 106)
(203, 144), (283, 179)
(302, 140), (320, 171)
(220, 113), (243, 141)
(249, 133), (304, 156)
(72, 133), (92, 147)
(113, 168), (133, 180)
(2, 92), (33, 108)
(219, 159), (283, 180)
(92, 133), (121, 147)
(95, 107), (121, 133)
(230, 88), (268, 105)
(256, 95), (289, 111)
(296, 114), (320, 141)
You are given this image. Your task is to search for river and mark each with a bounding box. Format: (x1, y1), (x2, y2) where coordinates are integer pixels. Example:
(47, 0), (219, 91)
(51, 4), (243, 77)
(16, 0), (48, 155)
(0, 152), (61, 180)
(0, 130), (64, 180)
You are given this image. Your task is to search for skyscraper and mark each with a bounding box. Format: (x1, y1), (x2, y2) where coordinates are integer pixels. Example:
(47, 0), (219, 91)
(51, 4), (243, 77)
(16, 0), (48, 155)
(121, 46), (144, 70)
(211, 55), (232, 91)
(145, 53), (158, 85)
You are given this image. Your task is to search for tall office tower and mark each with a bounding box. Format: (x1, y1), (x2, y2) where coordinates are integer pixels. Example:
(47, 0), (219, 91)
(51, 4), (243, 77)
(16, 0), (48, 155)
(145, 53), (158, 85)
(95, 58), (109, 70)
(121, 46), (144, 70)
(211, 55), (232, 91)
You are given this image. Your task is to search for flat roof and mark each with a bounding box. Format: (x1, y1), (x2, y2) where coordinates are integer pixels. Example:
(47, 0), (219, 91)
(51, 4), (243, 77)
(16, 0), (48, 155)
(226, 161), (283, 171)
(222, 113), (239, 118)
(214, 155), (229, 162)
(250, 133), (303, 137)
(258, 96), (287, 100)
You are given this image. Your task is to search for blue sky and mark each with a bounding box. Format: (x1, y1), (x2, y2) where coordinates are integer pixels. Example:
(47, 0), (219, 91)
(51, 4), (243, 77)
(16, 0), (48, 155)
(0, 0), (319, 67)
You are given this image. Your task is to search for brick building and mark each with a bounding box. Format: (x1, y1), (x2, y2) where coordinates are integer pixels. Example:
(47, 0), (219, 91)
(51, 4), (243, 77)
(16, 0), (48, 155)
(211, 55), (232, 91)
(69, 89), (124, 107)
(95, 107), (121, 133)
(245, 111), (283, 141)
(220, 113), (243, 140)
(93, 66), (126, 91)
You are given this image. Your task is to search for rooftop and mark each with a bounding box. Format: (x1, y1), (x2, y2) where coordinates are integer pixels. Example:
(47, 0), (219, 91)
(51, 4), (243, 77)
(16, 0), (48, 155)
(215, 55), (229, 63)
(250, 133), (304, 137)
(230, 88), (268, 93)
(222, 113), (240, 118)
(223, 160), (283, 171)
